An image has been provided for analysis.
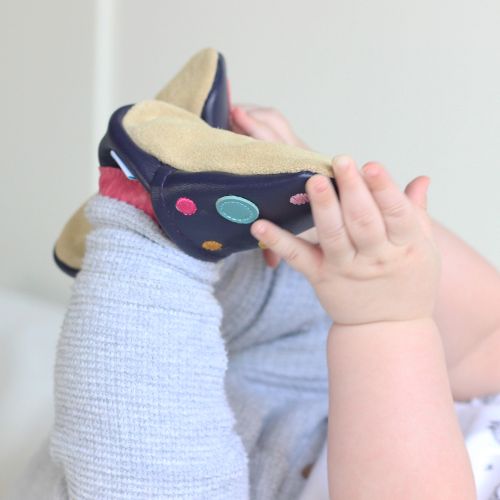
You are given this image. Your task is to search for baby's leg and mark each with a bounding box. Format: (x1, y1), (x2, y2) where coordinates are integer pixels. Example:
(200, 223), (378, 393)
(216, 252), (330, 500)
(449, 329), (500, 402)
(13, 196), (249, 500)
(226, 328), (329, 500)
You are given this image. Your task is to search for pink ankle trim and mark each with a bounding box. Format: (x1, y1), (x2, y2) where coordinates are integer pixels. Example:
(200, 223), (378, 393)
(98, 167), (157, 223)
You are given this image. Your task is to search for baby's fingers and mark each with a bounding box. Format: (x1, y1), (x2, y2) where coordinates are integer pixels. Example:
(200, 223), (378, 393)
(230, 106), (281, 142)
(361, 163), (424, 245)
(250, 220), (322, 281)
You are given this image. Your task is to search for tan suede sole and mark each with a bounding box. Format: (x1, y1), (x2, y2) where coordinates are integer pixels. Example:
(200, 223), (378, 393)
(123, 100), (332, 176)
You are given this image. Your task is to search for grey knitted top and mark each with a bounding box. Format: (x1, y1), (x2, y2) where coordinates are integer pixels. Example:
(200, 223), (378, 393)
(15, 194), (330, 500)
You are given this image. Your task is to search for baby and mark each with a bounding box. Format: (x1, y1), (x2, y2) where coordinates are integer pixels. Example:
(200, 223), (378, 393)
(232, 106), (500, 500)
(15, 75), (500, 500)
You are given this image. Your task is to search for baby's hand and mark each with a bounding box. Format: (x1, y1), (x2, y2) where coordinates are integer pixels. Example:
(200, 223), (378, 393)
(250, 156), (441, 326)
(230, 104), (309, 149)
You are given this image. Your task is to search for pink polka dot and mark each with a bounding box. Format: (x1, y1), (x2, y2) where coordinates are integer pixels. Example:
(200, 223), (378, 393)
(289, 193), (310, 205)
(175, 197), (197, 215)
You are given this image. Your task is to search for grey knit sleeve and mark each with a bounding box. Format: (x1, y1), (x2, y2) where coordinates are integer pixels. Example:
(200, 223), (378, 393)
(49, 194), (249, 499)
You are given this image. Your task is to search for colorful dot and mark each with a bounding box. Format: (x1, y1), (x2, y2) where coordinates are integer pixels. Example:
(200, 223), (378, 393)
(215, 195), (259, 224)
(175, 197), (197, 215)
(202, 240), (223, 251)
(290, 193), (310, 205)
(258, 241), (268, 250)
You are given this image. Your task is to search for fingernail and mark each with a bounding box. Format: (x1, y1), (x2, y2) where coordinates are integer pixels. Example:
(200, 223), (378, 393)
(362, 164), (379, 177)
(333, 155), (351, 173)
(253, 221), (266, 235)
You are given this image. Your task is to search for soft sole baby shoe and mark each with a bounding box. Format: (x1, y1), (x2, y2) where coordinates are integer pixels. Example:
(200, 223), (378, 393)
(54, 48), (336, 273)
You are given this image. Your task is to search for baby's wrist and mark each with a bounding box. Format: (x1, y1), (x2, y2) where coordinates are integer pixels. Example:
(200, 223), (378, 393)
(329, 317), (438, 337)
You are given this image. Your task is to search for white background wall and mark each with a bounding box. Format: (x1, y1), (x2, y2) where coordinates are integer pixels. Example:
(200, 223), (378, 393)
(2, 0), (499, 305)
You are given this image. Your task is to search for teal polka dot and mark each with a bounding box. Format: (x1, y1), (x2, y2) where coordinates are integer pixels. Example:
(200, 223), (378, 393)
(215, 195), (259, 224)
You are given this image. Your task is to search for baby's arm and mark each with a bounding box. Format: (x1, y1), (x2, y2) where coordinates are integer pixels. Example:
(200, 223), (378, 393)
(231, 105), (500, 402)
(50, 195), (248, 499)
(326, 319), (472, 499)
(250, 157), (476, 499)
(431, 220), (500, 400)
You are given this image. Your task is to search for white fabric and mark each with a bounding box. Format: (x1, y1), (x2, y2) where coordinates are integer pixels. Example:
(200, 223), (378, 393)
(299, 395), (500, 500)
(0, 287), (64, 497)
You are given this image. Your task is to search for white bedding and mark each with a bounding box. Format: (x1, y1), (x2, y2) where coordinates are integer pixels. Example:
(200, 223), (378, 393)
(0, 288), (63, 497)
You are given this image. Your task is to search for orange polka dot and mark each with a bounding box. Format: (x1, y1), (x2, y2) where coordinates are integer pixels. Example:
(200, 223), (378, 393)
(202, 240), (223, 251)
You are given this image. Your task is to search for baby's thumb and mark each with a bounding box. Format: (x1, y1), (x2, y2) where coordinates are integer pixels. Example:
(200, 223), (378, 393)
(404, 176), (430, 211)
(262, 248), (282, 268)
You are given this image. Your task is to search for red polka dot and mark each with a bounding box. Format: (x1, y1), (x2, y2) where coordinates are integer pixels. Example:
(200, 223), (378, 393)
(175, 197), (197, 215)
(290, 193), (310, 205)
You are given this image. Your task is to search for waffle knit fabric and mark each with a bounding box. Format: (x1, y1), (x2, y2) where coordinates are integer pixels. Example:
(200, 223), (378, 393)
(13, 194), (330, 500)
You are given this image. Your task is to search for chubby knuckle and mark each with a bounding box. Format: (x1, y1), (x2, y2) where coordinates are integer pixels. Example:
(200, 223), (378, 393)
(350, 210), (376, 229)
(371, 256), (390, 272)
(257, 106), (276, 117)
(382, 199), (409, 219)
(267, 233), (281, 249)
(322, 223), (347, 245)
(283, 243), (301, 264)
